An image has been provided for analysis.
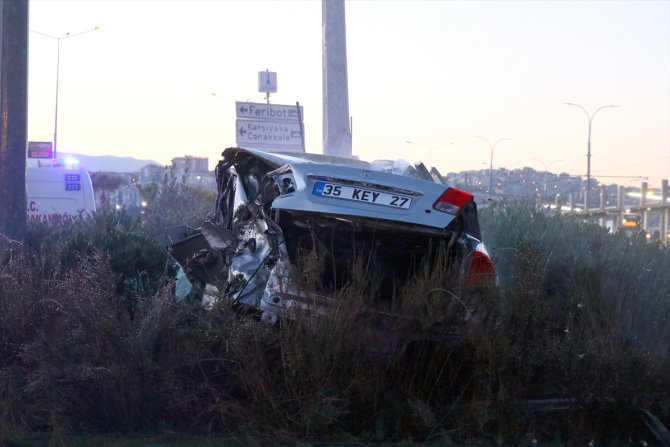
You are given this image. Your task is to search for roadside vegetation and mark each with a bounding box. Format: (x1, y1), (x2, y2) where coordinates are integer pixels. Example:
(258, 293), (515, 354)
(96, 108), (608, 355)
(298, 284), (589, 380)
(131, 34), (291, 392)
(1, 190), (669, 445)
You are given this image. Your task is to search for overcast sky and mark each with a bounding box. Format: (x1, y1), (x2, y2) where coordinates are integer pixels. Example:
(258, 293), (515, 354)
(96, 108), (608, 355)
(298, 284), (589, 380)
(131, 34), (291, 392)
(28, 0), (670, 186)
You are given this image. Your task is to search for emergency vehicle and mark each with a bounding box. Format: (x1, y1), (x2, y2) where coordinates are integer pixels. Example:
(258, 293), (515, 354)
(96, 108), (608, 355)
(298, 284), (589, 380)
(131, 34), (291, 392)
(26, 166), (96, 221)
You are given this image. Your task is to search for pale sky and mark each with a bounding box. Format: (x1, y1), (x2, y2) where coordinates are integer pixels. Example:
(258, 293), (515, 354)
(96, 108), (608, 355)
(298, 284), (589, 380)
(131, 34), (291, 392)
(28, 0), (670, 186)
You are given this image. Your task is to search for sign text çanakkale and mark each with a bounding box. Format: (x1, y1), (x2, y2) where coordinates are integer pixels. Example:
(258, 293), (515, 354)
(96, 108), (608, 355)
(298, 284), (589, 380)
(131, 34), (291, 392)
(235, 101), (304, 153)
(236, 119), (303, 150)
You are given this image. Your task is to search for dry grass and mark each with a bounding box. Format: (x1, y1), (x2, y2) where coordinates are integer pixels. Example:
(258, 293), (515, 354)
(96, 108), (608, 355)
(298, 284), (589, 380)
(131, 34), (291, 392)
(1, 199), (669, 445)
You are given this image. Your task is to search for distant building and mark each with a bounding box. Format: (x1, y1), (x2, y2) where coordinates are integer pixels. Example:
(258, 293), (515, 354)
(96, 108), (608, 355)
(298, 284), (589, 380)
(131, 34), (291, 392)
(170, 156), (216, 191)
(140, 164), (167, 184)
(110, 181), (142, 211)
(137, 156), (215, 191)
(172, 156), (209, 173)
(91, 172), (142, 212)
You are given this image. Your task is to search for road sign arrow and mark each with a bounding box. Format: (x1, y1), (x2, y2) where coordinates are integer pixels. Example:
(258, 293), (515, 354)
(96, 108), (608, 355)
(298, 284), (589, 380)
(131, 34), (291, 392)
(236, 118), (304, 152)
(236, 101), (303, 121)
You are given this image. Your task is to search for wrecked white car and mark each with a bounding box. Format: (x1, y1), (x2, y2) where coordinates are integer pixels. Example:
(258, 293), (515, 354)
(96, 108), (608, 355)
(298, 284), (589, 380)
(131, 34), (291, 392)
(167, 147), (496, 339)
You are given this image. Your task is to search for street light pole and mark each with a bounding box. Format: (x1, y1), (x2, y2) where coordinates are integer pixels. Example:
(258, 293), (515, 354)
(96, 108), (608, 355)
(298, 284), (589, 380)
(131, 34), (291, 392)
(405, 140), (453, 169)
(31, 26), (100, 160)
(475, 136), (510, 201)
(54, 36), (61, 160)
(532, 158), (564, 196)
(564, 102), (617, 192)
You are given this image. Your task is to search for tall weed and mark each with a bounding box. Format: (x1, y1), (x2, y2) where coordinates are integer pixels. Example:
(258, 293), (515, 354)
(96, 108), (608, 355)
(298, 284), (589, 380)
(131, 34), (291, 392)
(477, 199), (670, 439)
(138, 168), (217, 236)
(2, 198), (670, 444)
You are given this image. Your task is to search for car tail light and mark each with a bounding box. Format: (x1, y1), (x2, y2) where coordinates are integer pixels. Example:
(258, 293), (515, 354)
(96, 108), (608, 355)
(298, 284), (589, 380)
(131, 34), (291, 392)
(465, 243), (496, 289)
(433, 187), (473, 215)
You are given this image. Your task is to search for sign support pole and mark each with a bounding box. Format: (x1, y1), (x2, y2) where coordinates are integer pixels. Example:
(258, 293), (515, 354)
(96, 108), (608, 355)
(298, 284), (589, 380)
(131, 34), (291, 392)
(296, 102), (305, 153)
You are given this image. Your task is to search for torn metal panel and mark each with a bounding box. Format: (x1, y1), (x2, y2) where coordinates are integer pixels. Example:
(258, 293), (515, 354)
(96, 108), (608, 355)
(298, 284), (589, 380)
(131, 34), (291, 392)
(227, 216), (274, 307)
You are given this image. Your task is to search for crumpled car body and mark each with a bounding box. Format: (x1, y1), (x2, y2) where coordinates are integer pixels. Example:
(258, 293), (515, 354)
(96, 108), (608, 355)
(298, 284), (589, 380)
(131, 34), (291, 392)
(167, 147), (497, 346)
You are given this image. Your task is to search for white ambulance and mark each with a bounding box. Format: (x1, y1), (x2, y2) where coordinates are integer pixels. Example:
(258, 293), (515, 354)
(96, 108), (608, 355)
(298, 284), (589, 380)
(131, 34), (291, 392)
(26, 166), (96, 222)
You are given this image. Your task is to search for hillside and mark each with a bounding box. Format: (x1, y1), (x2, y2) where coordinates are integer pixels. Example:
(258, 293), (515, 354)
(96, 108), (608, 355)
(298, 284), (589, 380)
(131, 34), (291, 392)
(60, 153), (163, 173)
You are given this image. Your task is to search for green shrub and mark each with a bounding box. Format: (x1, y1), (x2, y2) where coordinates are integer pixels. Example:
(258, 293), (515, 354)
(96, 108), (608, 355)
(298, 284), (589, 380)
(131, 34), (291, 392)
(22, 212), (166, 312)
(477, 199), (670, 440)
(2, 198), (670, 445)
(138, 168), (217, 236)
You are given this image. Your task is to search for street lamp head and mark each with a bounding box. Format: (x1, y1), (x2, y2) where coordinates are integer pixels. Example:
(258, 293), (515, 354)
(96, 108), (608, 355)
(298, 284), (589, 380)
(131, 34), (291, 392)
(475, 136), (510, 152)
(31, 26), (101, 40)
(405, 140), (454, 169)
(532, 158), (564, 170)
(564, 102), (619, 117)
(63, 25), (102, 40)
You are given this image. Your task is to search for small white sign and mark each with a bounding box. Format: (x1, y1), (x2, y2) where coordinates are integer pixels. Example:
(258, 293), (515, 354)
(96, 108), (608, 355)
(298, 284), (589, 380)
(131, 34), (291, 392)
(258, 71), (277, 93)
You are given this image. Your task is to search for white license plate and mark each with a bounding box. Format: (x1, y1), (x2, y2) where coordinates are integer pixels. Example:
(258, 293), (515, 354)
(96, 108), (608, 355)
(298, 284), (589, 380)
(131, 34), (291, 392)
(312, 182), (412, 209)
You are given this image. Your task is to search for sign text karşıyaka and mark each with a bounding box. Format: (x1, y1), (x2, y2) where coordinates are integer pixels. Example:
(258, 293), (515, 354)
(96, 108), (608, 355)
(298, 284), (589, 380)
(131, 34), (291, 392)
(236, 119), (303, 151)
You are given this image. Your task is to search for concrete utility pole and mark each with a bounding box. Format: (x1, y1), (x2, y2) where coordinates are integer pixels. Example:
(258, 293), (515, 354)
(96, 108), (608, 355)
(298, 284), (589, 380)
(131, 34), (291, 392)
(322, 0), (352, 158)
(0, 0), (29, 239)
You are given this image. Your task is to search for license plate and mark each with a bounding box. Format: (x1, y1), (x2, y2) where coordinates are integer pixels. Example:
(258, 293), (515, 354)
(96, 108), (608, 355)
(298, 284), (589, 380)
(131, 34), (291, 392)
(312, 182), (412, 209)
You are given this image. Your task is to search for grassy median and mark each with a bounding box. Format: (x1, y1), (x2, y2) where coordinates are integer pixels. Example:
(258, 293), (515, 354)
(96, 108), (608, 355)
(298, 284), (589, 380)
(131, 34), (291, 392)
(1, 197), (669, 445)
